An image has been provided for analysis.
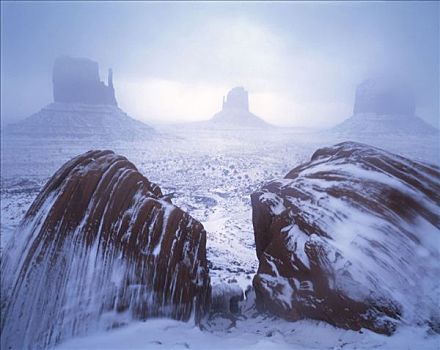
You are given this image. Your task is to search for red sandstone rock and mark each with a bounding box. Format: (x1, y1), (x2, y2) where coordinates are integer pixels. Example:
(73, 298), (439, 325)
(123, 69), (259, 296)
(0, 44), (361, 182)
(1, 150), (211, 349)
(251, 142), (440, 335)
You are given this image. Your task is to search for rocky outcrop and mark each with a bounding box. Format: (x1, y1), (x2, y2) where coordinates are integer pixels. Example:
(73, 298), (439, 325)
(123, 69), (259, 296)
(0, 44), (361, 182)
(1, 150), (211, 349)
(3, 56), (153, 140)
(53, 56), (117, 106)
(251, 142), (440, 334)
(332, 79), (438, 136)
(209, 87), (271, 128)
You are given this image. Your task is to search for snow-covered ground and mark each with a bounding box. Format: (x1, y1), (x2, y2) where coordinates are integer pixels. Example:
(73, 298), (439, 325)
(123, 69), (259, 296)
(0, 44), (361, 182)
(1, 125), (439, 349)
(53, 317), (439, 350)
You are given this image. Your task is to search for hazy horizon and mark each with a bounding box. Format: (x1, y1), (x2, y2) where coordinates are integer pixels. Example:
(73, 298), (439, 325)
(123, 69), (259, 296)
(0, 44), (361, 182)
(1, 1), (439, 128)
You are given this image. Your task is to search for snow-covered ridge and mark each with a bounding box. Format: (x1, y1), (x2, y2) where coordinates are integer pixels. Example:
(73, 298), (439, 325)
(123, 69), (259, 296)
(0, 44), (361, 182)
(331, 113), (438, 136)
(1, 150), (210, 350)
(3, 103), (154, 140)
(251, 141), (440, 334)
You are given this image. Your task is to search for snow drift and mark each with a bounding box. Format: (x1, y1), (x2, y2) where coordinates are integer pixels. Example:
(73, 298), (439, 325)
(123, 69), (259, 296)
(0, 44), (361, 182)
(1, 150), (211, 349)
(251, 141), (440, 334)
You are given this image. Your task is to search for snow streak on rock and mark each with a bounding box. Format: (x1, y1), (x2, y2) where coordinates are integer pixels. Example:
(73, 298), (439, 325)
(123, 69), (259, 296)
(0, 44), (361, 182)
(251, 141), (440, 335)
(1, 150), (211, 350)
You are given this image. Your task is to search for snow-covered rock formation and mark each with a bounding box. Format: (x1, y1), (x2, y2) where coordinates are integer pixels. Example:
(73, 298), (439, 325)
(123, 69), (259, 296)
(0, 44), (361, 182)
(332, 79), (438, 136)
(1, 150), (211, 350)
(4, 56), (153, 140)
(251, 142), (440, 334)
(209, 87), (271, 128)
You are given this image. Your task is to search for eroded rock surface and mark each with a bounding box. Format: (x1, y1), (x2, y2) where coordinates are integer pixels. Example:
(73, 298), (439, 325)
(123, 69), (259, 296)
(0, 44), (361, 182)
(251, 141), (440, 334)
(1, 150), (210, 349)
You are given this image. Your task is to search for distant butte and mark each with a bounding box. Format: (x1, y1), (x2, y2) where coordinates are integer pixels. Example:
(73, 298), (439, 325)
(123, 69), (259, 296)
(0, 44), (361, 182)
(352, 79), (415, 117)
(53, 56), (117, 106)
(208, 87), (271, 128)
(4, 56), (154, 140)
(332, 78), (438, 135)
(222, 87), (250, 111)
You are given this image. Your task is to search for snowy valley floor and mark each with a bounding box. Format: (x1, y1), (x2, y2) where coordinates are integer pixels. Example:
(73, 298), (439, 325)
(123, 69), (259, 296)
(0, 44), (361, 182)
(53, 318), (439, 350)
(1, 126), (439, 349)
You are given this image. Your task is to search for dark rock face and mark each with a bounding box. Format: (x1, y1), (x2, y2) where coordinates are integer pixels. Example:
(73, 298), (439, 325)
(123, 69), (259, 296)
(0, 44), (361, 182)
(53, 56), (117, 106)
(1, 150), (210, 349)
(353, 79), (415, 116)
(251, 142), (440, 335)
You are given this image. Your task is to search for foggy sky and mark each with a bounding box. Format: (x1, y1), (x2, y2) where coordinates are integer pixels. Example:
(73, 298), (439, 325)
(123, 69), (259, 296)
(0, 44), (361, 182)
(1, 1), (439, 128)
